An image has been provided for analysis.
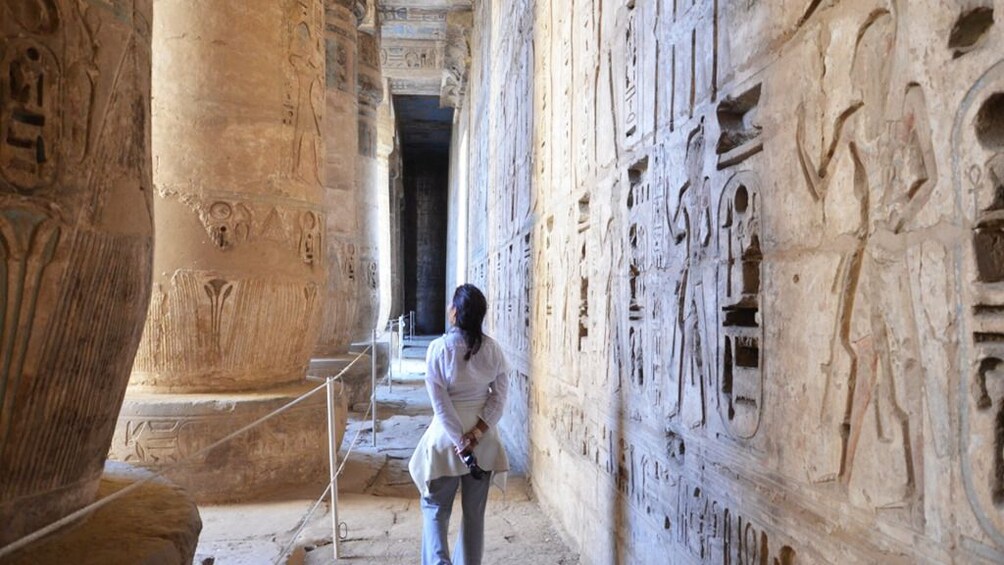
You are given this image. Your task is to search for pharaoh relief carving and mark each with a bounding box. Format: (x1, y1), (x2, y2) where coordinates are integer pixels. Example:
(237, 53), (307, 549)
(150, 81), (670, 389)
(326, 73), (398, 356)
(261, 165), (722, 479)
(795, 7), (934, 514)
(668, 124), (715, 430)
(957, 59), (1004, 550)
(287, 0), (325, 186)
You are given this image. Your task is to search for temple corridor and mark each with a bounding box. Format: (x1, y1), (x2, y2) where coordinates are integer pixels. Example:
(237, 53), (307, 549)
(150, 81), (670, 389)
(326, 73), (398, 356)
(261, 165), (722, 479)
(3, 0), (1004, 564)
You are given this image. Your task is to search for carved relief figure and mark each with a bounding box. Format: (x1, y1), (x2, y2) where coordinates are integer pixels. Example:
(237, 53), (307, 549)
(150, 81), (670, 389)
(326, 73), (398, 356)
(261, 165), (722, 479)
(796, 7), (933, 513)
(289, 0), (323, 185)
(668, 124), (713, 429)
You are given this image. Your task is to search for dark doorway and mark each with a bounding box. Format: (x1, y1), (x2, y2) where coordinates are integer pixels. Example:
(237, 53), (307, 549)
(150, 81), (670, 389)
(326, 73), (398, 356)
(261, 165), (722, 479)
(395, 95), (453, 335)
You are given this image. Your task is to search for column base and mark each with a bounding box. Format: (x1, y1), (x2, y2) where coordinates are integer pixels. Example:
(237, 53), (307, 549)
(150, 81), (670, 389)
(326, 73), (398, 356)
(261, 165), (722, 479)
(310, 352), (381, 407)
(108, 382), (347, 503)
(2, 462), (201, 565)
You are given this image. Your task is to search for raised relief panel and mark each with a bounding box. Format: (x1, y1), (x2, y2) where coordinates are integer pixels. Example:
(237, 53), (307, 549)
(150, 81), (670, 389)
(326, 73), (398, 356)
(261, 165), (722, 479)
(791, 15), (930, 522)
(958, 61), (1004, 551)
(287, 0), (324, 186)
(716, 172), (762, 439)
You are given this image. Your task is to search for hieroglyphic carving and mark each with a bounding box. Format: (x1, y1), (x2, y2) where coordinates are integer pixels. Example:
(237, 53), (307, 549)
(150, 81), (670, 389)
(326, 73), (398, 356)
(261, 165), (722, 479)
(715, 83), (762, 169)
(677, 478), (797, 564)
(796, 10), (932, 515)
(957, 60), (1004, 550)
(716, 172), (763, 439)
(381, 43), (440, 69)
(622, 0), (640, 140)
(0, 0), (154, 544)
(324, 1), (355, 94)
(0, 39), (60, 191)
(188, 198), (323, 265)
(441, 10), (472, 108)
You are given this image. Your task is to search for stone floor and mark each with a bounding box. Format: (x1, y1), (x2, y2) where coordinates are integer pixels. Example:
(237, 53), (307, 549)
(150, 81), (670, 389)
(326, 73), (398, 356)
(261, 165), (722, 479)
(193, 338), (579, 564)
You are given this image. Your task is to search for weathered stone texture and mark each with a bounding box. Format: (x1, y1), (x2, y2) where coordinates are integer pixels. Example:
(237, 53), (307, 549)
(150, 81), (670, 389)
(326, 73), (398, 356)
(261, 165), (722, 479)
(457, 0), (1004, 562)
(315, 0), (360, 357)
(135, 0), (327, 391)
(108, 382), (348, 502)
(3, 462), (202, 565)
(354, 29), (385, 340)
(0, 0), (154, 544)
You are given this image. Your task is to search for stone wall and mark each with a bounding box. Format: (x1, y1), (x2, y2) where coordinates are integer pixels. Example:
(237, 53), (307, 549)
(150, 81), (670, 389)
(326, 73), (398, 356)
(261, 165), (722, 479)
(457, 0), (1004, 562)
(405, 150), (449, 334)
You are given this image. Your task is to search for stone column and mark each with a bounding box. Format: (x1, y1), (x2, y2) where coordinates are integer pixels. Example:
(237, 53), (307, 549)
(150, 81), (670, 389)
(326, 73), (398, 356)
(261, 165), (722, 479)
(376, 78), (396, 327)
(354, 29), (384, 340)
(0, 0), (155, 543)
(109, 0), (346, 502)
(389, 139), (405, 319)
(314, 0), (363, 358)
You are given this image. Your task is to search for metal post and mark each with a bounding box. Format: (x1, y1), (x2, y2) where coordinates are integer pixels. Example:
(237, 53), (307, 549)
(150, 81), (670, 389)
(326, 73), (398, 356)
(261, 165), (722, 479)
(326, 377), (341, 560)
(371, 329), (377, 447)
(409, 311), (415, 339)
(395, 317), (403, 377)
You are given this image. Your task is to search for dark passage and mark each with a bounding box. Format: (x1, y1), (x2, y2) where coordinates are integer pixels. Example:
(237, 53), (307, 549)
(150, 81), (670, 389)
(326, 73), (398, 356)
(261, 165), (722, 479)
(396, 95), (453, 335)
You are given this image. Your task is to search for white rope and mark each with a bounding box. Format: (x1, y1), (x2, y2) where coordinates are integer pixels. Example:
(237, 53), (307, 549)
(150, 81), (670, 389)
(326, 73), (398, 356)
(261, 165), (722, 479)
(273, 483), (333, 565)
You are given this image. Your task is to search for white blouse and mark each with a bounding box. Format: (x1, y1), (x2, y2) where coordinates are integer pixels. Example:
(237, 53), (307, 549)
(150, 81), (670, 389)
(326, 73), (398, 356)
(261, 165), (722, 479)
(425, 329), (510, 448)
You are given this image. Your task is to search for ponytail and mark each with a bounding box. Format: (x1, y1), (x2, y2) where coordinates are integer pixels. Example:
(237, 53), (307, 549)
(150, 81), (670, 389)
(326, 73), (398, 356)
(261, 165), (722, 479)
(451, 284), (488, 360)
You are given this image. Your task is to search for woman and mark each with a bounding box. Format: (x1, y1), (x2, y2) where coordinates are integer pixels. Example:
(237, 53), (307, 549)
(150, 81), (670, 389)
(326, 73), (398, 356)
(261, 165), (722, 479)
(409, 284), (510, 565)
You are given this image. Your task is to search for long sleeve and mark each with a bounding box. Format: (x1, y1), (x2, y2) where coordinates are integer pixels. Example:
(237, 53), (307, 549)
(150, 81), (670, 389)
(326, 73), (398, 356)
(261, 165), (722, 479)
(425, 344), (465, 448)
(479, 350), (510, 427)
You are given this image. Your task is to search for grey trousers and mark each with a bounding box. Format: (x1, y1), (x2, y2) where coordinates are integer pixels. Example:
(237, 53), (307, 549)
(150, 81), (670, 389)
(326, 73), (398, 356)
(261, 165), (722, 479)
(420, 472), (492, 565)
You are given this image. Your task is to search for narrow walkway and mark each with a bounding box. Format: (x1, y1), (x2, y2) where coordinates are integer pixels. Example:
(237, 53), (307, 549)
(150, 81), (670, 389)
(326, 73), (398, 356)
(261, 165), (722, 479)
(194, 337), (579, 564)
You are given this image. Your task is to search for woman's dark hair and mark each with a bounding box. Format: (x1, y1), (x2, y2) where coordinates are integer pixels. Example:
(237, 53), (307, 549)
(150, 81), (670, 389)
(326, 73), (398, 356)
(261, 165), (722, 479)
(452, 284), (487, 360)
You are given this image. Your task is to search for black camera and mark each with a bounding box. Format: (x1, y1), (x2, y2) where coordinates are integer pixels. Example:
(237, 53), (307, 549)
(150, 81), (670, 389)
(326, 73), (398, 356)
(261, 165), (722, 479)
(461, 451), (487, 480)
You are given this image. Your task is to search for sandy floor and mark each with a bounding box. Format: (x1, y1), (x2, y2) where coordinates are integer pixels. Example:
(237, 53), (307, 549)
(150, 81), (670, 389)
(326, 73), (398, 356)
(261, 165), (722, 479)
(194, 342), (579, 564)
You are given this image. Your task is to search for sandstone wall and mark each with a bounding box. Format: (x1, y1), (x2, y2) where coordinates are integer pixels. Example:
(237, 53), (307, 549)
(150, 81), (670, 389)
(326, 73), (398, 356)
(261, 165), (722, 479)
(458, 0), (1004, 562)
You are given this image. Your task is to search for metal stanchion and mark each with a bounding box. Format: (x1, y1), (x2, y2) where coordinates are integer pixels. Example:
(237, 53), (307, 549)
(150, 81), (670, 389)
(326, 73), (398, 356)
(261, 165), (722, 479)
(326, 377), (341, 560)
(371, 329), (377, 447)
(398, 314), (405, 376)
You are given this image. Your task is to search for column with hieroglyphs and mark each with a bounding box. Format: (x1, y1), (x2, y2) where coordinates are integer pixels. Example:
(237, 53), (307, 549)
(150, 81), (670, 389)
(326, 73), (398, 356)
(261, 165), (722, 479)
(353, 27), (386, 340)
(108, 0), (346, 502)
(0, 0), (160, 544)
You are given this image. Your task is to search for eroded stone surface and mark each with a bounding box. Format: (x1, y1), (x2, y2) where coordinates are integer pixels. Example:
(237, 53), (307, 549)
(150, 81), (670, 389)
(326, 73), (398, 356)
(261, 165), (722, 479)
(453, 0), (1004, 562)
(3, 462), (201, 565)
(0, 0), (153, 544)
(316, 0), (363, 357)
(134, 0), (327, 391)
(109, 383), (347, 503)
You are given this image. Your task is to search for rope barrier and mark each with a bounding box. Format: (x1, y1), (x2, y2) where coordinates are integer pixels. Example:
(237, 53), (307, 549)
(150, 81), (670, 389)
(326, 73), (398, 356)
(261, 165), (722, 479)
(273, 483), (333, 565)
(0, 343), (375, 560)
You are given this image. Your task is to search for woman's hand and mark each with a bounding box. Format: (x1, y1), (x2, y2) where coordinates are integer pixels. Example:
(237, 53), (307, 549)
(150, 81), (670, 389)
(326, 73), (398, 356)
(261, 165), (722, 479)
(456, 426), (483, 455)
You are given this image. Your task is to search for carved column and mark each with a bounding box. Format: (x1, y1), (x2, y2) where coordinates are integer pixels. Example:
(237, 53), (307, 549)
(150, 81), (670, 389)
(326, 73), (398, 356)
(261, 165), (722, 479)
(314, 0), (363, 357)
(0, 0), (154, 543)
(109, 0), (346, 501)
(354, 28), (385, 340)
(376, 78), (396, 326)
